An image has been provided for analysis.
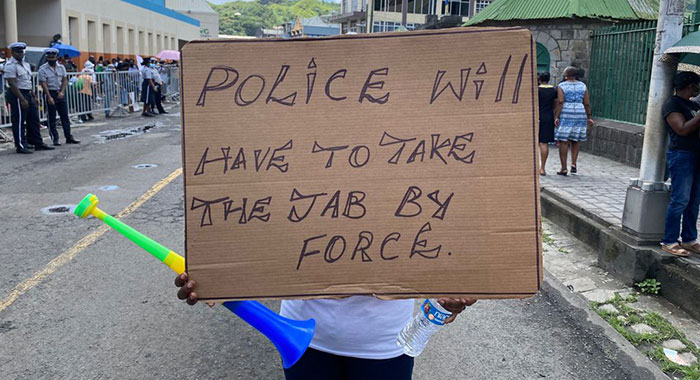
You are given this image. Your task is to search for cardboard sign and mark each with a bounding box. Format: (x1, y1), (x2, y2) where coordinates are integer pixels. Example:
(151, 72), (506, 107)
(180, 27), (542, 301)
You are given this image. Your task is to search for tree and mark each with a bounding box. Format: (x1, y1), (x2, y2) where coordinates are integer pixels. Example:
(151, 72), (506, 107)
(212, 0), (338, 36)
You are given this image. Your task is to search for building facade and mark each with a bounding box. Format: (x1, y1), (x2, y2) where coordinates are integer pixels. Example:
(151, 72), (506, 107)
(165, 0), (219, 39)
(1, 0), (205, 66)
(367, 0), (492, 33)
(284, 16), (340, 38)
(465, 0), (658, 82)
(332, 0), (368, 34)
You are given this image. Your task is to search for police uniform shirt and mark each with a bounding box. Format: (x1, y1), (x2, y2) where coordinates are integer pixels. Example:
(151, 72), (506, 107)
(141, 66), (152, 80)
(4, 57), (33, 90)
(38, 62), (67, 91)
(151, 67), (163, 84)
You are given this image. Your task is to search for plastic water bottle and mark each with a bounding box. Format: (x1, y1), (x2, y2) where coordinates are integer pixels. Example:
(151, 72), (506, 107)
(397, 299), (452, 357)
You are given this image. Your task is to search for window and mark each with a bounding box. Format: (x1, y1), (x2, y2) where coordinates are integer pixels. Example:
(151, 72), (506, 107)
(475, 0), (491, 14)
(68, 17), (79, 46)
(138, 31), (145, 54)
(536, 43), (550, 73)
(372, 21), (422, 32)
(88, 21), (97, 53)
(128, 29), (135, 54)
(117, 26), (125, 55)
(374, 0), (431, 14)
(102, 23), (111, 55)
(442, 0), (469, 16)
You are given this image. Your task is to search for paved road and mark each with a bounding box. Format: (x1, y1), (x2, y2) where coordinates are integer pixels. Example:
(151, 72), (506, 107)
(0, 110), (660, 379)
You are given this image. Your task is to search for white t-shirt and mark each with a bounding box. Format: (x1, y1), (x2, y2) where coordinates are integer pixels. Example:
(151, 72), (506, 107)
(280, 296), (414, 360)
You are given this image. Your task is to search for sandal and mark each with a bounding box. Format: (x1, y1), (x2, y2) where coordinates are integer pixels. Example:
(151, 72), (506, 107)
(540, 169), (547, 176)
(681, 241), (700, 254)
(557, 169), (568, 176)
(661, 243), (690, 257)
(571, 165), (577, 174)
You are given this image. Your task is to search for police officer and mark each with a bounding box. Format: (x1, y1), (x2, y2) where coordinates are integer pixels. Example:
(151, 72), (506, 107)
(140, 57), (157, 117)
(38, 48), (80, 146)
(5, 42), (54, 154)
(151, 60), (167, 114)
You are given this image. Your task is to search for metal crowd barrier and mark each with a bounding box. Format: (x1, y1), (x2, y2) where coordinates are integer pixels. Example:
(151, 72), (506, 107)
(0, 65), (179, 131)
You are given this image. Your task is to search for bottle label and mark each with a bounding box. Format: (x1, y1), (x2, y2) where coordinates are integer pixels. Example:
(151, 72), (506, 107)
(422, 299), (451, 326)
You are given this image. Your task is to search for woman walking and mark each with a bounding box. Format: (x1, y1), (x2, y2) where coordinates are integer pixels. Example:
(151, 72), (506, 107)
(538, 72), (557, 175)
(554, 66), (593, 175)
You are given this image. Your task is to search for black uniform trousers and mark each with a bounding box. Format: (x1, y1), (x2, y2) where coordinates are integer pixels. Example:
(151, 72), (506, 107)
(140, 80), (155, 105)
(7, 89), (42, 149)
(154, 84), (166, 113)
(46, 90), (73, 143)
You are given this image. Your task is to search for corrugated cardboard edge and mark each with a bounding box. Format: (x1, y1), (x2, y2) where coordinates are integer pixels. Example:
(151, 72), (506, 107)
(179, 27), (543, 301)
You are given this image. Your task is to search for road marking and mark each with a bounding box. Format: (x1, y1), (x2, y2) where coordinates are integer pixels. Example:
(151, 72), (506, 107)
(0, 168), (183, 313)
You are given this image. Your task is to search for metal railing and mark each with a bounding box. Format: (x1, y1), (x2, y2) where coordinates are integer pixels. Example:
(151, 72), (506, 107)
(0, 65), (179, 130)
(589, 18), (700, 125)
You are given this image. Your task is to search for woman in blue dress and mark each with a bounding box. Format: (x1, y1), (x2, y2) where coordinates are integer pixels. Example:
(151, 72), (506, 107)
(554, 67), (593, 175)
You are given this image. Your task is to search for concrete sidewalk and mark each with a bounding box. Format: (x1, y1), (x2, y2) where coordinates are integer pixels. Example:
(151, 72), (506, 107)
(540, 149), (700, 321)
(541, 151), (636, 227)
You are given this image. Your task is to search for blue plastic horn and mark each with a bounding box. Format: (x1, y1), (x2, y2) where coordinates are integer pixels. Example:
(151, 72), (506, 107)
(74, 193), (315, 368)
(223, 301), (315, 368)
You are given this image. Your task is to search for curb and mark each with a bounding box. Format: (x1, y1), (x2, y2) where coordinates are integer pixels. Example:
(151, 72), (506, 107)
(543, 269), (671, 380)
(541, 188), (700, 321)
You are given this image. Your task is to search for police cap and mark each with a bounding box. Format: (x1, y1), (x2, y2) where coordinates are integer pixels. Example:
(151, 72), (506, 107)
(8, 42), (26, 50)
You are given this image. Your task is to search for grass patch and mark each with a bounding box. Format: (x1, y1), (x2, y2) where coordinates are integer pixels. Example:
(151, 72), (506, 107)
(592, 293), (700, 379)
(636, 278), (661, 295)
(541, 230), (568, 254)
(542, 231), (555, 245)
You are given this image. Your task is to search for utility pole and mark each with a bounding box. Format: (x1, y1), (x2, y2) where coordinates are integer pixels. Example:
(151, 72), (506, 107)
(621, 0), (685, 240)
(402, 0), (408, 26)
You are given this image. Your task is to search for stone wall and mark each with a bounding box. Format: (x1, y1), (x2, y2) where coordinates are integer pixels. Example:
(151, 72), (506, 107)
(582, 119), (644, 168)
(478, 18), (620, 82)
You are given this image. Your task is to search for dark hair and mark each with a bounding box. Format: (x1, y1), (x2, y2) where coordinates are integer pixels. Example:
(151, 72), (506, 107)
(53, 34), (61, 40)
(538, 72), (550, 83)
(673, 71), (700, 90)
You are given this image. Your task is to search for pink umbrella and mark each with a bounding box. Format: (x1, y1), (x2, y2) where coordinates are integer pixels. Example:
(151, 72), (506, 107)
(156, 50), (180, 61)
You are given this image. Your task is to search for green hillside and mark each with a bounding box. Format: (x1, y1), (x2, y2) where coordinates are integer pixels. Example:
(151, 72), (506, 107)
(211, 0), (340, 37)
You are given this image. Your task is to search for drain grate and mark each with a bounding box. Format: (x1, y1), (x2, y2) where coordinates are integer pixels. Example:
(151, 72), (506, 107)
(133, 164), (158, 169)
(99, 185), (120, 191)
(41, 204), (76, 215)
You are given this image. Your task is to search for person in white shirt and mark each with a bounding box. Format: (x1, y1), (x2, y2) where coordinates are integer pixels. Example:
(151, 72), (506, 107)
(4, 42), (55, 154)
(175, 273), (475, 379)
(38, 48), (79, 145)
(83, 55), (95, 72)
(150, 62), (167, 114)
(139, 57), (157, 117)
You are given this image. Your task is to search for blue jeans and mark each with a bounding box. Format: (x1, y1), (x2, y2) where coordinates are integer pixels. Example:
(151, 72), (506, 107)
(663, 149), (700, 244)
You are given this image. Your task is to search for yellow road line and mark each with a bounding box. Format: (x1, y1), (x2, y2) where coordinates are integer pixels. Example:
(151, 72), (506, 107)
(0, 167), (183, 313)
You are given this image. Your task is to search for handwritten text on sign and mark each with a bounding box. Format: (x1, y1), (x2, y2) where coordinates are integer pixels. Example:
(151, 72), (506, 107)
(181, 28), (541, 300)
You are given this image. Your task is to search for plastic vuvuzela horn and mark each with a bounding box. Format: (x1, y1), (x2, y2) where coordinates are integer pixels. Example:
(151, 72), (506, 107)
(74, 193), (315, 368)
